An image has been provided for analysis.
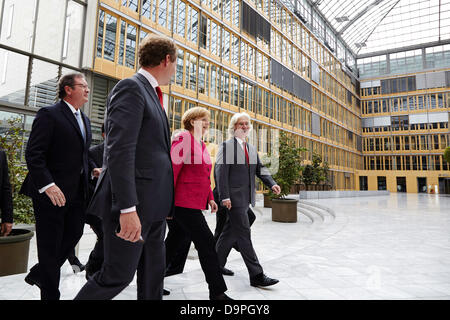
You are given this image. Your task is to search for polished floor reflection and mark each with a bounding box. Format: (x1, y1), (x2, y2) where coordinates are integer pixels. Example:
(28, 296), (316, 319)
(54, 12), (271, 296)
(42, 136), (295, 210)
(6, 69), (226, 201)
(1, 193), (449, 300)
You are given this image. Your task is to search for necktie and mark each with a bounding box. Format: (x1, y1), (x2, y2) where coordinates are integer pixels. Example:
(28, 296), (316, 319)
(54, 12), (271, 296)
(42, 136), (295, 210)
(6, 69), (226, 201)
(75, 111), (86, 142)
(243, 142), (249, 165)
(155, 86), (164, 110)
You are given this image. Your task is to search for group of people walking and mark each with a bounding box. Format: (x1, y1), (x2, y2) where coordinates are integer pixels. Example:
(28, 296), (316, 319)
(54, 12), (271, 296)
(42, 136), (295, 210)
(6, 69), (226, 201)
(9, 35), (281, 300)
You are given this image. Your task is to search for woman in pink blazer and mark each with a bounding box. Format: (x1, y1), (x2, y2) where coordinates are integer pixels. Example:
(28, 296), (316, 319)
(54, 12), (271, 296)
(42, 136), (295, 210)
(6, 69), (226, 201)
(169, 107), (231, 300)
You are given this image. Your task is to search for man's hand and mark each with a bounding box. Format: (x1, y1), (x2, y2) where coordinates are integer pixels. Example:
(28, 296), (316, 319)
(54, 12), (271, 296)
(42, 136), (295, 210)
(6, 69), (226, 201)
(92, 168), (102, 178)
(209, 200), (218, 213)
(117, 211), (142, 243)
(271, 185), (281, 195)
(0, 223), (13, 237)
(222, 199), (232, 210)
(45, 185), (66, 207)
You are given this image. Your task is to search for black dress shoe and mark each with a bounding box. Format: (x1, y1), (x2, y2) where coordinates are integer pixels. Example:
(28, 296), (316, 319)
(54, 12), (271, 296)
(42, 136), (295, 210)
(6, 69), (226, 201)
(71, 263), (86, 274)
(209, 292), (233, 300)
(24, 274), (41, 289)
(163, 289), (170, 296)
(250, 273), (279, 287)
(220, 267), (234, 276)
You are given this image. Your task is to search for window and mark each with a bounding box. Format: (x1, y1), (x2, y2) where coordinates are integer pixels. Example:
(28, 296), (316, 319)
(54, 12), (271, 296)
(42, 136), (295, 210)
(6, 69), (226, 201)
(34, 0), (66, 61)
(158, 0), (172, 30)
(360, 176), (368, 190)
(28, 59), (59, 108)
(91, 76), (118, 124)
(175, 49), (184, 86)
(222, 29), (230, 62)
(118, 21), (136, 68)
(141, 0), (155, 21)
(188, 6), (198, 44)
(184, 52), (197, 91)
(377, 176), (387, 190)
(174, 0), (186, 37)
(62, 1), (84, 66)
(232, 0), (240, 28)
(97, 10), (117, 62)
(222, 70), (230, 103)
(223, 0), (231, 22)
(122, 0), (138, 12)
(231, 74), (239, 106)
(0, 49), (28, 105)
(198, 59), (206, 94)
(231, 34), (239, 67)
(210, 65), (220, 100)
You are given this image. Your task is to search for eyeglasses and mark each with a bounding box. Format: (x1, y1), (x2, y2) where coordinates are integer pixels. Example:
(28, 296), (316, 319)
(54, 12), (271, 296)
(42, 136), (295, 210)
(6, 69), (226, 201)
(72, 84), (89, 90)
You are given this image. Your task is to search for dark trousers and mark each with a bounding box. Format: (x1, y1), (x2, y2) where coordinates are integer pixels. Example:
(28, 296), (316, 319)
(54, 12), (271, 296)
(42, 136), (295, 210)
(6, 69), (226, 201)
(74, 218), (166, 300)
(165, 218), (191, 275)
(67, 249), (82, 266)
(165, 207), (256, 275)
(84, 214), (104, 276)
(216, 206), (263, 278)
(174, 206), (227, 296)
(214, 206), (256, 245)
(30, 197), (85, 300)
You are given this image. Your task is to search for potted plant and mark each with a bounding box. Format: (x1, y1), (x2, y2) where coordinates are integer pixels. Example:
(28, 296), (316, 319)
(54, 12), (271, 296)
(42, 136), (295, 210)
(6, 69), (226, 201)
(269, 131), (306, 222)
(444, 146), (450, 164)
(300, 153), (329, 191)
(0, 117), (34, 276)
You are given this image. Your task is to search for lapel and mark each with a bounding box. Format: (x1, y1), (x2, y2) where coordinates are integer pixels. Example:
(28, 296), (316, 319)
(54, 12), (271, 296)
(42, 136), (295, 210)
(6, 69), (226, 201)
(247, 142), (257, 166)
(59, 100), (86, 145)
(134, 73), (171, 151)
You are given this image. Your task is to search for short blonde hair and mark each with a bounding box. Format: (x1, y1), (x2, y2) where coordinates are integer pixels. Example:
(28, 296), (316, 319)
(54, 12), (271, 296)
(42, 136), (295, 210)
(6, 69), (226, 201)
(228, 112), (253, 138)
(182, 107), (210, 131)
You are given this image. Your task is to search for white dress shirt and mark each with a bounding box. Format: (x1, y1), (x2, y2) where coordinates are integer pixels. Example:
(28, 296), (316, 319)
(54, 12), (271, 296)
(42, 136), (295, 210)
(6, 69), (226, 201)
(38, 100), (84, 194)
(120, 69), (160, 214)
(138, 68), (159, 94)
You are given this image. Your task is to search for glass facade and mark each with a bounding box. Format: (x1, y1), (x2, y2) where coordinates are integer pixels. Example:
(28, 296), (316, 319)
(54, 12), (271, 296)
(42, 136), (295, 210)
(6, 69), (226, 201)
(1, 0), (448, 192)
(0, 0), (85, 157)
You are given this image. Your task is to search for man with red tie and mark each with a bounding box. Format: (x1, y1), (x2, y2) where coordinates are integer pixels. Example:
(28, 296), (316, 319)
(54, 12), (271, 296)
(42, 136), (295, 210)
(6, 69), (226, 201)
(75, 35), (176, 300)
(215, 112), (282, 288)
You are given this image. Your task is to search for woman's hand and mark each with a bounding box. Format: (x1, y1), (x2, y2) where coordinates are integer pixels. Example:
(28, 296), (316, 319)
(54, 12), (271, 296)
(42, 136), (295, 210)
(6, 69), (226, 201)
(209, 200), (218, 213)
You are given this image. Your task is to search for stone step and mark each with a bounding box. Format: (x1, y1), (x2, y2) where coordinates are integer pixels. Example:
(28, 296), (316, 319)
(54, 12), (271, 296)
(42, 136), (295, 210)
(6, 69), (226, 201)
(299, 200), (336, 219)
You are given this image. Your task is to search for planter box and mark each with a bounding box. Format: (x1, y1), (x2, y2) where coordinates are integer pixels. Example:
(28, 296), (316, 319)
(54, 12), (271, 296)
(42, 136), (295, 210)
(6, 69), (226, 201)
(263, 193), (272, 208)
(271, 198), (298, 223)
(0, 229), (34, 276)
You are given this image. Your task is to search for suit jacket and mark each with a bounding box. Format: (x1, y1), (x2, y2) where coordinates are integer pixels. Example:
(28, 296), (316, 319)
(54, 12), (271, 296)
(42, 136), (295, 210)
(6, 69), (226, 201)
(89, 142), (104, 169)
(87, 142), (104, 199)
(20, 100), (92, 204)
(171, 131), (214, 210)
(87, 73), (174, 223)
(0, 149), (13, 223)
(215, 138), (276, 207)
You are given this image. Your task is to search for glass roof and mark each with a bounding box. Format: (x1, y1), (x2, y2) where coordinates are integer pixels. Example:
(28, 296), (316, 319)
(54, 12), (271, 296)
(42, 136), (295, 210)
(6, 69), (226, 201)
(314, 0), (450, 56)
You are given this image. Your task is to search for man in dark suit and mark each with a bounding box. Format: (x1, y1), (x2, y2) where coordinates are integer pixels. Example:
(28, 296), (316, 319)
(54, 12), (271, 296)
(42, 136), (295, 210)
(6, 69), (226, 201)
(20, 73), (92, 300)
(215, 112), (281, 288)
(84, 124), (105, 279)
(0, 148), (13, 237)
(212, 184), (255, 276)
(74, 34), (176, 300)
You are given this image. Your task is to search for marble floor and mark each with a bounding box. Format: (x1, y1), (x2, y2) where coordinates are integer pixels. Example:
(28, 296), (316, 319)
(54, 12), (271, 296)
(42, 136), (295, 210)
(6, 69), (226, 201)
(1, 193), (450, 300)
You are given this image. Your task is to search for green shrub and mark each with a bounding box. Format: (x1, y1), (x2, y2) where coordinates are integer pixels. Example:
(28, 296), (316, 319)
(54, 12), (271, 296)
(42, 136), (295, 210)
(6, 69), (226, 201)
(268, 131), (307, 199)
(444, 146), (450, 164)
(0, 117), (34, 224)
